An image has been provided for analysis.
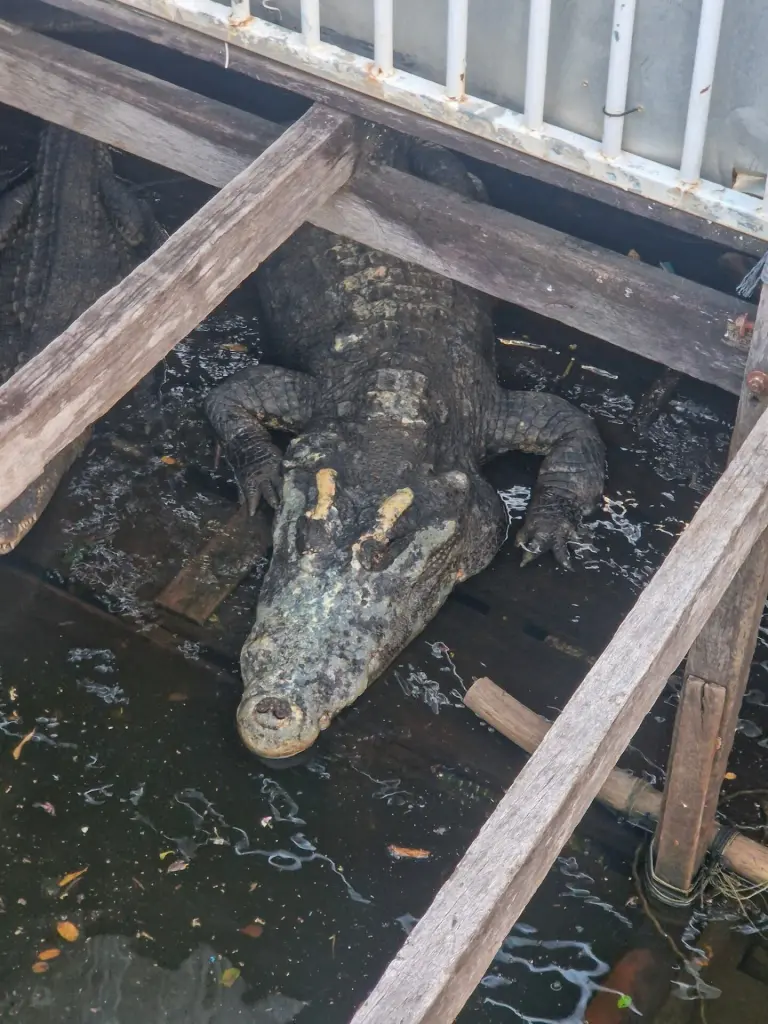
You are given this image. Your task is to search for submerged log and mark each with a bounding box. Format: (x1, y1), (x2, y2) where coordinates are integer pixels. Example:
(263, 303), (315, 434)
(464, 677), (768, 888)
(156, 507), (271, 625)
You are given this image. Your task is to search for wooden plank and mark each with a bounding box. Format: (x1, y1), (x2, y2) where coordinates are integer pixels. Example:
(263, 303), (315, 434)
(651, 676), (727, 890)
(0, 103), (357, 513)
(653, 282), (768, 892)
(156, 507), (271, 625)
(0, 24), (753, 395)
(463, 677), (768, 887)
(349, 400), (768, 1024)
(39, 0), (767, 257)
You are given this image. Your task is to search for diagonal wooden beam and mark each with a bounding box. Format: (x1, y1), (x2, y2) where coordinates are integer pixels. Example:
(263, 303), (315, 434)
(0, 103), (357, 512)
(349, 394), (768, 1023)
(0, 20), (754, 395)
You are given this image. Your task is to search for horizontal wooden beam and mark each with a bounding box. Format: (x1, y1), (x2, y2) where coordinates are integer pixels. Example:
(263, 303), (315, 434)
(39, 0), (767, 258)
(463, 677), (768, 888)
(350, 399), (768, 1022)
(0, 103), (357, 512)
(0, 22), (753, 394)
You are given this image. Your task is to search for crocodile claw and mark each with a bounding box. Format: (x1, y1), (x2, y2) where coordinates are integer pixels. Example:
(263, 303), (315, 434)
(239, 459), (283, 516)
(515, 511), (584, 571)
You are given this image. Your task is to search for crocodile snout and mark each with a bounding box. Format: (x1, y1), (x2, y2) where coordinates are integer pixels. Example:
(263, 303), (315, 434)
(237, 692), (321, 759)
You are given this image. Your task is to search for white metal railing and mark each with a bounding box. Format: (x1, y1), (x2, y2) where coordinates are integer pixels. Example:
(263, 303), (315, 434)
(110, 0), (768, 241)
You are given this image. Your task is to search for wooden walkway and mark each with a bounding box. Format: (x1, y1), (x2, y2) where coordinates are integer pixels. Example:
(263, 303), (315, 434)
(0, 11), (767, 1023)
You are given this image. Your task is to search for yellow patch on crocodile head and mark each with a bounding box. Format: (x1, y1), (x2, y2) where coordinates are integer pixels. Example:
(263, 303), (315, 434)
(305, 468), (337, 521)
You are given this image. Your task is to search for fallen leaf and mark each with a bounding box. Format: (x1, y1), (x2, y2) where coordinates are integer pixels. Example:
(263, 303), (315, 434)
(166, 859), (188, 873)
(57, 867), (88, 888)
(37, 949), (61, 961)
(724, 772), (737, 780)
(387, 845), (431, 860)
(12, 728), (36, 760)
(248, 882), (259, 892)
(31, 961), (49, 974)
(220, 966), (241, 987)
(159, 850), (175, 860)
(160, 455), (178, 465)
(167, 692), (188, 702)
(240, 923), (264, 938)
(56, 921), (79, 942)
(136, 930), (154, 941)
(222, 343), (248, 352)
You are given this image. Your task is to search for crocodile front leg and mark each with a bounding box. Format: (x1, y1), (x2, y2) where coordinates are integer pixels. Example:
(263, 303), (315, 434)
(486, 388), (605, 569)
(99, 169), (168, 252)
(0, 179), (35, 252)
(204, 365), (317, 514)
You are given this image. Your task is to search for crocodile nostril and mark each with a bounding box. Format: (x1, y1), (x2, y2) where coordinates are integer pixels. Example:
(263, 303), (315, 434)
(254, 697), (292, 720)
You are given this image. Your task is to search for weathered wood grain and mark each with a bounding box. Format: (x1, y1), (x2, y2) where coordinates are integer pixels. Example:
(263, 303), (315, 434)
(0, 21), (754, 395)
(653, 284), (768, 892)
(156, 507), (271, 625)
(39, 0), (767, 257)
(0, 103), (357, 513)
(464, 677), (768, 887)
(350, 402), (768, 1023)
(652, 675), (727, 889)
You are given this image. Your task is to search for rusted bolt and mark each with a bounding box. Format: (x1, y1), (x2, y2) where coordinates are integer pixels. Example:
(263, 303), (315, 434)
(746, 370), (768, 396)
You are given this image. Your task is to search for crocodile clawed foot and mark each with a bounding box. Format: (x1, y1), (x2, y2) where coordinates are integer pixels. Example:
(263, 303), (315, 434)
(515, 496), (586, 570)
(238, 461), (283, 516)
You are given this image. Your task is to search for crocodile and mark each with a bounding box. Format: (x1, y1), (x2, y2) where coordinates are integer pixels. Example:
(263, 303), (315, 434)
(0, 123), (164, 554)
(205, 127), (606, 760)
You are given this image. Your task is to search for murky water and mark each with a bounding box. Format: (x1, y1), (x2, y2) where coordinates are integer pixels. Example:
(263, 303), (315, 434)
(1, 30), (768, 1023)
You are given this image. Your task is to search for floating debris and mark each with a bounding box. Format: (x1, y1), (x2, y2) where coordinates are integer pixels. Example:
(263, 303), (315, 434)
(12, 728), (36, 760)
(58, 868), (88, 888)
(56, 921), (80, 943)
(388, 845), (431, 860)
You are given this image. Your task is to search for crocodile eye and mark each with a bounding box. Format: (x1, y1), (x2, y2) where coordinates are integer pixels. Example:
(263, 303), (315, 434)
(355, 533), (411, 571)
(352, 488), (414, 571)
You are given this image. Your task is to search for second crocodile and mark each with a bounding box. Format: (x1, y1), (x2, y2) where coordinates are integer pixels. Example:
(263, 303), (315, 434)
(0, 123), (164, 554)
(205, 128), (606, 760)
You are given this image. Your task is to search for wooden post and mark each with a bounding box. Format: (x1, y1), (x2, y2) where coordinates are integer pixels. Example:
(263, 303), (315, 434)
(463, 677), (768, 888)
(0, 104), (357, 514)
(0, 22), (754, 395)
(350, 401), (768, 1024)
(653, 280), (768, 894)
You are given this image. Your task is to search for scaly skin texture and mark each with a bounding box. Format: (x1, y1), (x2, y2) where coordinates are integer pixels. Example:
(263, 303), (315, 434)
(205, 127), (606, 760)
(0, 124), (164, 554)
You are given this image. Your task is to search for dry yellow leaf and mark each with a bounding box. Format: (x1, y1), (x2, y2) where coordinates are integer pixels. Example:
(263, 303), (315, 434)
(724, 772), (737, 780)
(31, 961), (49, 974)
(12, 728), (36, 760)
(56, 921), (80, 942)
(220, 966), (241, 988)
(58, 867), (88, 888)
(160, 455), (178, 465)
(37, 949), (61, 961)
(387, 845), (431, 860)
